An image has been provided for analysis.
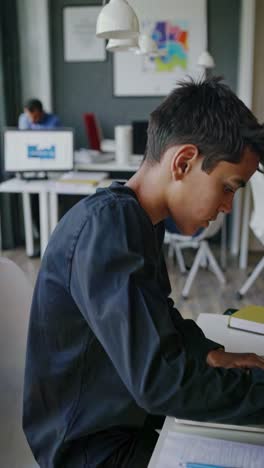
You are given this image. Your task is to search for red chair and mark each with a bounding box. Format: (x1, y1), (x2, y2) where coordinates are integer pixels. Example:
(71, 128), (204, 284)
(83, 113), (102, 151)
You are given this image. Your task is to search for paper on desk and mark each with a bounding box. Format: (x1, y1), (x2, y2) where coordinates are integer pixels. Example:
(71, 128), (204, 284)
(174, 418), (264, 433)
(156, 432), (264, 468)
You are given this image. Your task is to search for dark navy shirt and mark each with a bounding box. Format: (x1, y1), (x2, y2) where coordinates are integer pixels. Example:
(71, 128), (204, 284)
(23, 183), (264, 467)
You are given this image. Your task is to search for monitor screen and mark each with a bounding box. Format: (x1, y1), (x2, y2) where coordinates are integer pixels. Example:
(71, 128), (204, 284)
(4, 128), (74, 172)
(132, 121), (148, 155)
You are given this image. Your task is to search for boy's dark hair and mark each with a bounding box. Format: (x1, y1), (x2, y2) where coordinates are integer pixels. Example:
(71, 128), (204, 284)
(145, 76), (264, 172)
(24, 98), (43, 113)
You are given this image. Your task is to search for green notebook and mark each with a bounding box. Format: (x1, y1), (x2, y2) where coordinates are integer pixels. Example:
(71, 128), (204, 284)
(228, 305), (264, 335)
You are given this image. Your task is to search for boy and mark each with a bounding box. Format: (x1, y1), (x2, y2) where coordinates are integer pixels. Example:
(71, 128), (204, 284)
(23, 77), (264, 468)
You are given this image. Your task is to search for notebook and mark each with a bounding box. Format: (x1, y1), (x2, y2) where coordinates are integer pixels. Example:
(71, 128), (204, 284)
(156, 432), (264, 468)
(228, 305), (264, 335)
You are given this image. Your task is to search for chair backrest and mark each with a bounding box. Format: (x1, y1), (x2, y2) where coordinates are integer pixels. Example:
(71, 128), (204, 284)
(196, 212), (225, 241)
(0, 257), (37, 467)
(250, 171), (264, 245)
(83, 113), (102, 151)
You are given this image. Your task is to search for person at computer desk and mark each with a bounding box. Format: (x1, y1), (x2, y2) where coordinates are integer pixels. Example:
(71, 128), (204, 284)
(18, 99), (60, 255)
(23, 78), (264, 468)
(18, 98), (60, 130)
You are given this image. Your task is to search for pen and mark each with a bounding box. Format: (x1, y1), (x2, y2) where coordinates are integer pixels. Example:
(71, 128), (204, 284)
(185, 463), (237, 468)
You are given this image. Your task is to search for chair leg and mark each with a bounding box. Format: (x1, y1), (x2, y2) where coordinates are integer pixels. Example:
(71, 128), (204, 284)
(200, 251), (207, 268)
(205, 241), (226, 285)
(167, 243), (174, 259)
(174, 244), (187, 274)
(22, 193), (34, 257)
(182, 243), (206, 298)
(238, 256), (264, 296)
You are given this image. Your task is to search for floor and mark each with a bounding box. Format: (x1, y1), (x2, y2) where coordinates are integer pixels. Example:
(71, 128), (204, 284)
(1, 245), (263, 467)
(168, 247), (264, 319)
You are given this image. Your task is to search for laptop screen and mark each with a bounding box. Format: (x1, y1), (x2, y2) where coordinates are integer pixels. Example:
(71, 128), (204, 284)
(4, 128), (74, 172)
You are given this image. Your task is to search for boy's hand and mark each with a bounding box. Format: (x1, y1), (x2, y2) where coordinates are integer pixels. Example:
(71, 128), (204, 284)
(207, 348), (264, 369)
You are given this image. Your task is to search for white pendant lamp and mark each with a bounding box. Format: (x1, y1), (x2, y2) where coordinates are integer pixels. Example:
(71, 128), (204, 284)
(96, 0), (140, 39)
(197, 3), (215, 74)
(197, 50), (215, 69)
(135, 34), (159, 56)
(106, 37), (139, 52)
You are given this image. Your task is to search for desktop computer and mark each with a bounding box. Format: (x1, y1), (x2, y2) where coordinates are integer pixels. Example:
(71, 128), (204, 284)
(4, 128), (74, 175)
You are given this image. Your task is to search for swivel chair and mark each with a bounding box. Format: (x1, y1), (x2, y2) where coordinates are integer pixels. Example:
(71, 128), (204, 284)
(83, 113), (115, 152)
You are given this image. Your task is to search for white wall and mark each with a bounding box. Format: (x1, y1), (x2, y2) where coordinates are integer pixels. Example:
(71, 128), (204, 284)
(250, 0), (264, 251)
(253, 0), (264, 122)
(17, 0), (52, 111)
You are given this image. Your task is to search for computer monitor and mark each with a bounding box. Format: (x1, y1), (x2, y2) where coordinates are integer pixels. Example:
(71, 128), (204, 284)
(132, 121), (148, 155)
(4, 128), (74, 173)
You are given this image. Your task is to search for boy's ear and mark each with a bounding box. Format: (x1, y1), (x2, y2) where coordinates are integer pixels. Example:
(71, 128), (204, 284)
(171, 145), (199, 180)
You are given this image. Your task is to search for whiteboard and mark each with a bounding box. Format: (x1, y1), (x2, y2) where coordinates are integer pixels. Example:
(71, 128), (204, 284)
(63, 6), (106, 62)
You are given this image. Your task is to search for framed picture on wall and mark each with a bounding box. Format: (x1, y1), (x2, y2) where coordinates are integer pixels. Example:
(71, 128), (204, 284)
(63, 6), (106, 62)
(113, 0), (207, 96)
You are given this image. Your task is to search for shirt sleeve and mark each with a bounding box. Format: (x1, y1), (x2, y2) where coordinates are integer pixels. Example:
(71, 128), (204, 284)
(157, 250), (224, 358)
(18, 113), (29, 129)
(69, 200), (264, 425)
(53, 115), (61, 127)
(167, 299), (224, 358)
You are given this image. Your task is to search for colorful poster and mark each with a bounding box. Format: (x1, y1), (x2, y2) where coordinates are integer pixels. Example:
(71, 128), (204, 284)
(143, 20), (188, 73)
(113, 0), (206, 96)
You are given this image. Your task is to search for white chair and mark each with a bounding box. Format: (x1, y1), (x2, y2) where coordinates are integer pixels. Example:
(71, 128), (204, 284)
(238, 172), (264, 297)
(165, 213), (226, 299)
(0, 257), (37, 468)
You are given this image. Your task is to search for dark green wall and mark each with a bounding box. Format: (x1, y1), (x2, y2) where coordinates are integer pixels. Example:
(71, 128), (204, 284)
(208, 0), (240, 89)
(0, 0), (22, 171)
(0, 0), (24, 248)
(50, 0), (241, 148)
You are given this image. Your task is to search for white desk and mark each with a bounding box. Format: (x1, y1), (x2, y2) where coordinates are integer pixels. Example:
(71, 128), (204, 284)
(196, 313), (264, 355)
(0, 178), (50, 257)
(47, 157), (142, 243)
(148, 313), (264, 467)
(0, 177), (111, 258)
(48, 180), (97, 234)
(0, 156), (139, 258)
(0, 159), (252, 263)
